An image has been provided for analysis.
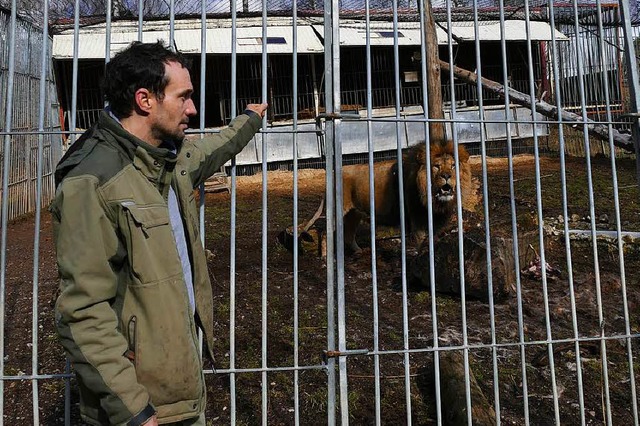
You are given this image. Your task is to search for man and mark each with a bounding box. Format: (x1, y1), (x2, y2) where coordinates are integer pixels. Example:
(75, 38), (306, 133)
(51, 41), (267, 426)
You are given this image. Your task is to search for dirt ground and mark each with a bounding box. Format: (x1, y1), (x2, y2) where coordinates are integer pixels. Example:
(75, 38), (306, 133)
(3, 152), (640, 425)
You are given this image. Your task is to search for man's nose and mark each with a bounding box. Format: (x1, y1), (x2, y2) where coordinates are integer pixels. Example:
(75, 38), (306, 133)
(186, 99), (197, 116)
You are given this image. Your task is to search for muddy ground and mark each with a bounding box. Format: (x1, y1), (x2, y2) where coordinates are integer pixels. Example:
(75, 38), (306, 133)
(3, 151), (640, 425)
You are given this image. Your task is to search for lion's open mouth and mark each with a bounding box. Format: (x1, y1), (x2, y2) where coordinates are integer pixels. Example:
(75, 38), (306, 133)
(436, 184), (454, 202)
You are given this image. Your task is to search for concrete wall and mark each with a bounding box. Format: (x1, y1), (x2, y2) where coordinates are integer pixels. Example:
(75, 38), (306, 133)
(233, 104), (549, 165)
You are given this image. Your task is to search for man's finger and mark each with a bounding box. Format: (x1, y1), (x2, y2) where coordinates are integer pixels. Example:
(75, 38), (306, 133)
(246, 103), (268, 117)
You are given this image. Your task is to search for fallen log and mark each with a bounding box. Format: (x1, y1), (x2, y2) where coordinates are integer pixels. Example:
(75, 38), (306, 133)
(408, 227), (516, 302)
(439, 60), (635, 153)
(418, 351), (496, 425)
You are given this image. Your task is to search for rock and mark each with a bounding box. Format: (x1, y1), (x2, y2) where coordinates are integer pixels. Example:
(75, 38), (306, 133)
(571, 214), (581, 223)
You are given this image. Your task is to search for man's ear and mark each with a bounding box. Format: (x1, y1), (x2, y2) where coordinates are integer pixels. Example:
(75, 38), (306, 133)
(134, 88), (154, 114)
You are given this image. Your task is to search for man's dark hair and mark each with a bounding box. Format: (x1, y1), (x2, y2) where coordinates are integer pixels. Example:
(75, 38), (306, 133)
(103, 41), (191, 118)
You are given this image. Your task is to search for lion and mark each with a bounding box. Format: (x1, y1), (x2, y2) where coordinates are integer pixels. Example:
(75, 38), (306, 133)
(341, 140), (479, 253)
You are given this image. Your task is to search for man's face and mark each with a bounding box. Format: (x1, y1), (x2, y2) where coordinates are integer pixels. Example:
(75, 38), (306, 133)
(150, 61), (197, 146)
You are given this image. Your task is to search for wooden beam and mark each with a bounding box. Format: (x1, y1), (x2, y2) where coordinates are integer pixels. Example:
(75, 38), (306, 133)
(439, 60), (635, 153)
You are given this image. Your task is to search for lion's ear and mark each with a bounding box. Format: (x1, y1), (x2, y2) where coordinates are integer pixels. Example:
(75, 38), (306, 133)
(416, 145), (427, 164)
(458, 144), (470, 163)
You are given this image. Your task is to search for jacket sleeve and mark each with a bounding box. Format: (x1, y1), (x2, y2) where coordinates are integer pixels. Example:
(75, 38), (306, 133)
(51, 175), (154, 426)
(183, 110), (263, 188)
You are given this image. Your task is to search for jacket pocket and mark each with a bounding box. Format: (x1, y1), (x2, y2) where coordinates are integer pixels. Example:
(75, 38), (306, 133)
(123, 315), (137, 363)
(121, 203), (182, 285)
(123, 280), (204, 407)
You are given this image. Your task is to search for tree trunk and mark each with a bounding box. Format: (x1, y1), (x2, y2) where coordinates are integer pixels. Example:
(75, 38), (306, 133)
(418, 351), (496, 425)
(439, 60), (635, 153)
(423, 0), (447, 144)
(438, 351), (497, 425)
(408, 227), (516, 302)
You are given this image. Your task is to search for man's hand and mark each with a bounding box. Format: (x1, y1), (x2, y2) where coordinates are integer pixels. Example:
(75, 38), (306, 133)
(246, 103), (268, 118)
(143, 415), (159, 426)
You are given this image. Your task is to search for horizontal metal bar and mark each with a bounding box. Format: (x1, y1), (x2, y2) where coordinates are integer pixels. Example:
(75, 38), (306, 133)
(204, 365), (327, 375)
(316, 112), (361, 121)
(2, 373), (74, 380)
(324, 349), (370, 358)
(359, 333), (640, 357)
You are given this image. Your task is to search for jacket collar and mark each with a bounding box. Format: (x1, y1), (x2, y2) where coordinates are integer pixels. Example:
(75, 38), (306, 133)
(98, 111), (178, 180)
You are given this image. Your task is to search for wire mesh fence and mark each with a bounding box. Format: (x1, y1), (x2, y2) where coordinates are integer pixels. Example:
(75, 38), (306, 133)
(1, 0), (640, 424)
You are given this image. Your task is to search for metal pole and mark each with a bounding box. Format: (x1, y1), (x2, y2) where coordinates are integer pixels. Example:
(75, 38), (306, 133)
(364, 0), (382, 423)
(138, 0), (144, 41)
(471, 0), (501, 422)
(548, 0), (586, 422)
(497, 0), (530, 421)
(292, 7), (301, 426)
(0, 0), (18, 421)
(596, 0), (638, 421)
(30, 1), (51, 423)
(617, 0), (640, 188)
(391, 2), (412, 423)
(323, 0), (337, 422)
(570, 0), (613, 421)
(442, 4), (474, 424)
(523, 2), (561, 423)
(417, 1), (442, 423)
(229, 0), (238, 421)
(260, 4), (269, 425)
(196, 0), (207, 360)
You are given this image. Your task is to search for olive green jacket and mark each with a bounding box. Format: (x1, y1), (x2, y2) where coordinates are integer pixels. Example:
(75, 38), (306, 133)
(51, 111), (262, 425)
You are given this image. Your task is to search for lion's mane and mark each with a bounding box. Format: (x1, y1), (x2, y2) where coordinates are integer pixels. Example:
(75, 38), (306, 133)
(341, 140), (478, 252)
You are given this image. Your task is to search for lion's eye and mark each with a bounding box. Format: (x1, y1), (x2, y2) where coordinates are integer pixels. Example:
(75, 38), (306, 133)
(452, 163), (456, 170)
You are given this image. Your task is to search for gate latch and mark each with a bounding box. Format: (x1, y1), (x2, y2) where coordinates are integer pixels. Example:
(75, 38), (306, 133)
(323, 349), (369, 363)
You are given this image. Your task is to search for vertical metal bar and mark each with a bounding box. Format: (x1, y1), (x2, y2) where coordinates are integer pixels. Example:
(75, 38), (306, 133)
(198, 0), (207, 245)
(331, 8), (349, 425)
(138, 0), (143, 41)
(196, 0), (207, 359)
(0, 0), (17, 421)
(323, 0), (337, 423)
(595, 0), (638, 422)
(443, 4), (472, 424)
(261, 3), (269, 425)
(522, 2), (561, 423)
(570, 0), (612, 422)
(417, 2), (441, 423)
(65, 1), (82, 422)
(618, 0), (640, 187)
(390, 1), (412, 423)
(497, 0), (530, 422)
(30, 2), (51, 424)
(229, 0), (238, 421)
(105, 0), (112, 65)
(471, 1), (500, 422)
(69, 0), (80, 147)
(547, 1), (586, 423)
(291, 7), (301, 426)
(364, 0), (381, 424)
(169, 0), (175, 48)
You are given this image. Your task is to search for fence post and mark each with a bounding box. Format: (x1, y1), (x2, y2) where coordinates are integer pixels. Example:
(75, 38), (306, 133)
(618, 0), (640, 189)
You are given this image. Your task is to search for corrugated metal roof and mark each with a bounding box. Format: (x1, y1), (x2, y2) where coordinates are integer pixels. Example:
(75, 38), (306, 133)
(52, 18), (567, 59)
(325, 19), (567, 46)
(175, 26), (324, 54)
(53, 30), (172, 59)
(53, 24), (323, 58)
(448, 20), (568, 41)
